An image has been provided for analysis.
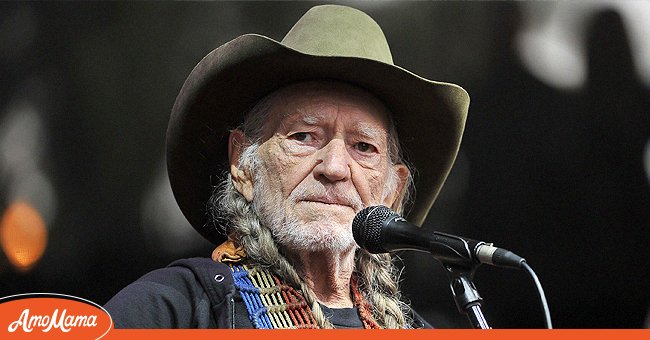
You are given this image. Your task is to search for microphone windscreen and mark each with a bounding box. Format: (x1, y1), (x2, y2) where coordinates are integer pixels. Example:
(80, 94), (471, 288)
(352, 205), (397, 253)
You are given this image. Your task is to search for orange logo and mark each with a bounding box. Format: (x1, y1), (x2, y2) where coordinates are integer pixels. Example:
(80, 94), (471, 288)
(0, 293), (112, 339)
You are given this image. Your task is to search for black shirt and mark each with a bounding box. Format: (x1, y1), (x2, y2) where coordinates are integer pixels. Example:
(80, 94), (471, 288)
(320, 304), (364, 329)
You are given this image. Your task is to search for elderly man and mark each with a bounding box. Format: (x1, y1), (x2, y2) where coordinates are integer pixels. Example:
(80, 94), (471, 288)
(105, 5), (468, 329)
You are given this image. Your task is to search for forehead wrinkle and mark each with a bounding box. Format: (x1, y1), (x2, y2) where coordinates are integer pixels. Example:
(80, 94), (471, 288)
(281, 108), (326, 125)
(273, 96), (389, 141)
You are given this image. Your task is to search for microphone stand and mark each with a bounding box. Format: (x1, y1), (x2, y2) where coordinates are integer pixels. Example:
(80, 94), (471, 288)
(444, 265), (490, 329)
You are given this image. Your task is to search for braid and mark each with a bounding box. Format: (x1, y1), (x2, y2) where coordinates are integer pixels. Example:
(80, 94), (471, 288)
(355, 251), (411, 328)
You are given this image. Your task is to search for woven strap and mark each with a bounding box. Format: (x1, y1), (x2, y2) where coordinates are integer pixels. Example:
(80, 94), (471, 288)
(217, 240), (381, 328)
(231, 264), (318, 329)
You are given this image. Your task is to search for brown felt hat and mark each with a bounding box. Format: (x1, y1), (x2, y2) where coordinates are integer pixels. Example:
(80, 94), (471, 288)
(166, 5), (470, 245)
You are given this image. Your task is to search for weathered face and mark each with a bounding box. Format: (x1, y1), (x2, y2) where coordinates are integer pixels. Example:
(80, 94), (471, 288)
(230, 81), (408, 253)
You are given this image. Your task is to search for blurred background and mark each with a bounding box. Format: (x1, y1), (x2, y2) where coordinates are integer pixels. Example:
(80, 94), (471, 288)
(1, 0), (648, 329)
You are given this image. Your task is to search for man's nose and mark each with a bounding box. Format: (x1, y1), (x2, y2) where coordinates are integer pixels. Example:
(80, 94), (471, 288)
(313, 139), (351, 182)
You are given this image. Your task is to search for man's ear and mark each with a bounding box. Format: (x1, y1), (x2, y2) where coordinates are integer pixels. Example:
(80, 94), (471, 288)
(228, 129), (254, 202)
(383, 164), (410, 212)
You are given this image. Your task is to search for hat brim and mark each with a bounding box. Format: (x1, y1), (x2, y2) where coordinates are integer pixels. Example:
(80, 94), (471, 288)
(167, 34), (469, 245)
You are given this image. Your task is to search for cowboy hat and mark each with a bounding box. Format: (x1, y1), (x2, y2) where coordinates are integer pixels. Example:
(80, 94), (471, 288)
(166, 4), (469, 245)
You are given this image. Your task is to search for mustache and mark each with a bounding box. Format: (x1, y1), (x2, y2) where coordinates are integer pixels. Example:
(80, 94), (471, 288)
(289, 184), (364, 211)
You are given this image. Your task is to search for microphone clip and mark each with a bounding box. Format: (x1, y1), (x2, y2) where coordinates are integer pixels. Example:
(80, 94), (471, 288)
(444, 265), (491, 329)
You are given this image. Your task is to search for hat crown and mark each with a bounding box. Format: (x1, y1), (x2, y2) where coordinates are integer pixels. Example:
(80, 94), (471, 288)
(281, 5), (394, 64)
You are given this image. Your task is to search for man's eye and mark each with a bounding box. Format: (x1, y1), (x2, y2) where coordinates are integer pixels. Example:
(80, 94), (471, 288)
(355, 142), (376, 153)
(290, 132), (311, 142)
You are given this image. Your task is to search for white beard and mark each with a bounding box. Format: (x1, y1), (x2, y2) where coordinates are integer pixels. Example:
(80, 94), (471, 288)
(251, 170), (360, 254)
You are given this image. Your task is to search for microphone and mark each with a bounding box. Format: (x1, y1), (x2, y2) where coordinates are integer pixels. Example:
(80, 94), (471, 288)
(352, 205), (526, 269)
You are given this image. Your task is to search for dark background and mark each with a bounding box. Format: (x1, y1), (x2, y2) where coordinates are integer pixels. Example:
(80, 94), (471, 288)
(1, 1), (648, 329)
